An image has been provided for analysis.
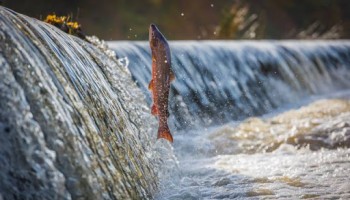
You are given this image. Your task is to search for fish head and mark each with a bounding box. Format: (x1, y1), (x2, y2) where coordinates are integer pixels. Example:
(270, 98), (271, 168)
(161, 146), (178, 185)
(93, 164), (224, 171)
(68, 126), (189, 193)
(149, 23), (168, 49)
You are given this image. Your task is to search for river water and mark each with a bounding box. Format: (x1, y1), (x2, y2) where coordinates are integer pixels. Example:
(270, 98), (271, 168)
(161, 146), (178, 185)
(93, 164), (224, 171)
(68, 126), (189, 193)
(155, 96), (350, 199)
(109, 41), (350, 199)
(0, 5), (349, 199)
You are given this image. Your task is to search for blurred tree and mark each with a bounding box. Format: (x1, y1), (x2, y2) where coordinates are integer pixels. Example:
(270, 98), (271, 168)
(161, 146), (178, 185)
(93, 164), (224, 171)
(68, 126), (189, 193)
(217, 1), (261, 39)
(217, 0), (350, 39)
(2, 0), (350, 40)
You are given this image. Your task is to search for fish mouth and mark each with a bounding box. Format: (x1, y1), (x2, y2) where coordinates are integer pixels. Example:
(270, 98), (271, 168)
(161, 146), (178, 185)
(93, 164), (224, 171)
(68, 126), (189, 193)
(150, 23), (157, 32)
(149, 24), (157, 43)
(149, 23), (168, 48)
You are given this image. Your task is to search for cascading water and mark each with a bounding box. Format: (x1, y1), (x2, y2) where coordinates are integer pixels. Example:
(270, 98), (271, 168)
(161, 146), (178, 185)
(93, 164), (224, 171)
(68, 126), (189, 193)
(1, 5), (350, 199)
(109, 41), (350, 199)
(0, 7), (161, 199)
(109, 41), (350, 129)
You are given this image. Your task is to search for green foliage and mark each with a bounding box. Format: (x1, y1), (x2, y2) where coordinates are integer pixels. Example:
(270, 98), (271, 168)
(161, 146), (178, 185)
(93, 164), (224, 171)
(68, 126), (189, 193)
(2, 0), (350, 40)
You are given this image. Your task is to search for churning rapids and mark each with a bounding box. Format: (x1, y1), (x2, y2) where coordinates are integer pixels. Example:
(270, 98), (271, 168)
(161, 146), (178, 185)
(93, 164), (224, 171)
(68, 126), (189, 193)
(109, 40), (350, 199)
(1, 6), (350, 200)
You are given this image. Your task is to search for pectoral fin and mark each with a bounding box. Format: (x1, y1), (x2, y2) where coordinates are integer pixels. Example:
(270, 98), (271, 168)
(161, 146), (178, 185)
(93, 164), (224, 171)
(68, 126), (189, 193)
(151, 104), (158, 116)
(148, 79), (154, 91)
(170, 69), (175, 82)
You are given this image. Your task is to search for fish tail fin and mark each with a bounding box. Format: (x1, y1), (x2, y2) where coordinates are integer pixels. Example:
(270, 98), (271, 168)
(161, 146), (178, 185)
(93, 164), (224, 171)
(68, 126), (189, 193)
(157, 124), (173, 143)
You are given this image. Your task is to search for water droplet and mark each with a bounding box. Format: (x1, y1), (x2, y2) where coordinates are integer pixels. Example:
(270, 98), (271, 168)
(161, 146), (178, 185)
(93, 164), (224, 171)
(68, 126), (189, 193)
(164, 60), (168, 63)
(211, 4), (214, 7)
(181, 13), (184, 17)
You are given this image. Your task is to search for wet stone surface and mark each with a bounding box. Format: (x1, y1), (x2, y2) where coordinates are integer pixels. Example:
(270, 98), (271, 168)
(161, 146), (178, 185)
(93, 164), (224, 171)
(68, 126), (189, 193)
(0, 6), (158, 200)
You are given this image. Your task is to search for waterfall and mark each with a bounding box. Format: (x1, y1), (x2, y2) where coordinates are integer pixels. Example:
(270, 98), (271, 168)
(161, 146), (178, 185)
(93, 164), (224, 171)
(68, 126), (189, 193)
(109, 40), (350, 129)
(2, 4), (350, 199)
(0, 7), (158, 199)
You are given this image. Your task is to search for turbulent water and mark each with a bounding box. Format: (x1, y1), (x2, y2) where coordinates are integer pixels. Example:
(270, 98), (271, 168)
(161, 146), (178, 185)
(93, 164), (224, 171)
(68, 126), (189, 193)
(0, 7), (159, 199)
(1, 5), (350, 200)
(109, 41), (350, 130)
(109, 41), (350, 199)
(154, 97), (350, 199)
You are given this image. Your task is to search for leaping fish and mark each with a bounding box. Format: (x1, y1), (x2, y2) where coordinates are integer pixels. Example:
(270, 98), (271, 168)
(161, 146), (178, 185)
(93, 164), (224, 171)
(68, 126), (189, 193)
(148, 23), (175, 143)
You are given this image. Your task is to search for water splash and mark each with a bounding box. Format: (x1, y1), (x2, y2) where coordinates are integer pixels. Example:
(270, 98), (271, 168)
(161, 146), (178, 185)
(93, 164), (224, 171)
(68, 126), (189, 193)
(2, 5), (350, 199)
(153, 98), (350, 199)
(109, 40), (350, 200)
(210, 98), (350, 155)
